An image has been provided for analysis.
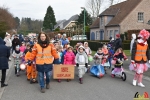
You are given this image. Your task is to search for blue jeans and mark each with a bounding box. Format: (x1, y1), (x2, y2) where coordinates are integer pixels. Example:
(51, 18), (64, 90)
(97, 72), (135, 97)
(38, 71), (51, 88)
(108, 58), (112, 68)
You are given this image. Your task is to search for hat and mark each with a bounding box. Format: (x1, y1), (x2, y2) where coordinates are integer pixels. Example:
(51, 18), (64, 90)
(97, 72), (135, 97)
(63, 34), (66, 37)
(138, 29), (150, 40)
(116, 34), (120, 38)
(78, 45), (85, 50)
(67, 46), (73, 50)
(109, 37), (112, 40)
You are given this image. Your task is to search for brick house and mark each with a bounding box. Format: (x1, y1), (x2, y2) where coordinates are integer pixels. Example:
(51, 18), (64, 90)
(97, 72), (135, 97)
(90, 0), (150, 40)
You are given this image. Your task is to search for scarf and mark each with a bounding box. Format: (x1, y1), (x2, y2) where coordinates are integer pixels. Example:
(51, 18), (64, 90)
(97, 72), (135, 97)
(38, 39), (49, 48)
(15, 50), (20, 54)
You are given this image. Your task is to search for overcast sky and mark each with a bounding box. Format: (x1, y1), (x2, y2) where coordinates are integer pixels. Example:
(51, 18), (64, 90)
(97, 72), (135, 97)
(0, 0), (126, 21)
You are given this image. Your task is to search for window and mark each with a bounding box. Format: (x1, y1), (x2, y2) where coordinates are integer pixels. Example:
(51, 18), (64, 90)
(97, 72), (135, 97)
(110, 30), (113, 37)
(96, 31), (100, 40)
(101, 17), (104, 26)
(138, 12), (144, 22)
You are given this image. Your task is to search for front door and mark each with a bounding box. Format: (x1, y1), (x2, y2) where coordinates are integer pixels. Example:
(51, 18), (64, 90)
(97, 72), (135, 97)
(91, 32), (95, 40)
(100, 30), (104, 40)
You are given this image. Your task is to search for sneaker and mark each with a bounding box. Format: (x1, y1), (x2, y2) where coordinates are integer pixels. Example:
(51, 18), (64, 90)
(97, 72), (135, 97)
(111, 74), (115, 78)
(132, 80), (137, 86)
(1, 84), (8, 88)
(58, 79), (61, 83)
(138, 83), (145, 87)
(46, 84), (50, 89)
(41, 88), (45, 93)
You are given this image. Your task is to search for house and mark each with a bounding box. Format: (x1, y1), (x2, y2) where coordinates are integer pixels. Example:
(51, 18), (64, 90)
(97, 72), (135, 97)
(90, 0), (150, 40)
(54, 14), (79, 30)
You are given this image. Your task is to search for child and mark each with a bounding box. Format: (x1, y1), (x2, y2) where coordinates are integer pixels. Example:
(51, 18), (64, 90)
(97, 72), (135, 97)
(102, 44), (110, 73)
(75, 46), (88, 84)
(24, 44), (31, 55)
(20, 42), (26, 53)
(131, 29), (150, 87)
(107, 44), (115, 69)
(94, 48), (103, 65)
(84, 42), (92, 55)
(12, 45), (23, 76)
(25, 45), (38, 83)
(64, 46), (75, 82)
(111, 48), (127, 78)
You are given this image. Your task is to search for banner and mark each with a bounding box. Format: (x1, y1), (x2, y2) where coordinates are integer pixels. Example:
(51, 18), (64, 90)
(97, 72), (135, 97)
(53, 65), (75, 79)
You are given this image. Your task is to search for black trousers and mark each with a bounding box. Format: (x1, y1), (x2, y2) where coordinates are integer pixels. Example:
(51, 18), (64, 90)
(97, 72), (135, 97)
(1, 69), (6, 84)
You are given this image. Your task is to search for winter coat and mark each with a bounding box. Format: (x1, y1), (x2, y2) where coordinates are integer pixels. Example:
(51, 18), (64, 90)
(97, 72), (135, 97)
(114, 38), (122, 51)
(84, 47), (92, 55)
(61, 38), (69, 46)
(4, 37), (12, 47)
(12, 38), (21, 49)
(75, 51), (88, 65)
(12, 50), (23, 64)
(20, 46), (26, 53)
(0, 37), (10, 70)
(113, 53), (127, 68)
(19, 34), (24, 43)
(94, 52), (103, 65)
(64, 51), (75, 65)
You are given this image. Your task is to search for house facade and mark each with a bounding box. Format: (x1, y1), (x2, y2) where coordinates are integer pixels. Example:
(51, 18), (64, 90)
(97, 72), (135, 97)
(90, 0), (150, 40)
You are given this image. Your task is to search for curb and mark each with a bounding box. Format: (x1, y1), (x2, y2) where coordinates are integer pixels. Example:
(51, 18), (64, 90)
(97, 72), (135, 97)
(0, 61), (13, 100)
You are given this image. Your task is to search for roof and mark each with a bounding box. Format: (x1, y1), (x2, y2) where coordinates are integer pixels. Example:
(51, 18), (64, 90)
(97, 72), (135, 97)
(63, 14), (79, 29)
(90, 18), (100, 29)
(99, 0), (142, 26)
(54, 20), (66, 29)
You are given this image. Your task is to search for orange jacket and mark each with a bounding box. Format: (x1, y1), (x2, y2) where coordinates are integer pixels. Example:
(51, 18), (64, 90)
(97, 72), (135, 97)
(135, 44), (148, 61)
(25, 51), (32, 62)
(29, 43), (59, 64)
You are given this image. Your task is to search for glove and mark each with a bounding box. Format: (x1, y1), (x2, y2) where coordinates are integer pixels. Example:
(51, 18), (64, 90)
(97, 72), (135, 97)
(27, 60), (32, 66)
(76, 63), (79, 67)
(85, 63), (88, 68)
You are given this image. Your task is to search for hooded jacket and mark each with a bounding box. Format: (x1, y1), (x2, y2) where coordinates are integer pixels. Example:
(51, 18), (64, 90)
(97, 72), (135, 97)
(64, 51), (75, 64)
(75, 46), (88, 65)
(0, 37), (10, 69)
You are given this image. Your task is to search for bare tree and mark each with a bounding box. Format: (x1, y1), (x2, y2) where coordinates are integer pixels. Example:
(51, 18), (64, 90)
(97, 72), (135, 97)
(86, 0), (104, 17)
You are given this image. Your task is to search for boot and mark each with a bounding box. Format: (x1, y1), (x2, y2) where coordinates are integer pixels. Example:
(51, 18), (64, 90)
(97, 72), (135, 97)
(138, 83), (145, 87)
(58, 79), (61, 83)
(1, 83), (8, 88)
(41, 88), (45, 93)
(46, 83), (50, 89)
(79, 78), (83, 84)
(132, 80), (137, 86)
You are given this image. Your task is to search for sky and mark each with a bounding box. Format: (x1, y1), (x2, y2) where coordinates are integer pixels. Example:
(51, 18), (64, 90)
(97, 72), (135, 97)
(0, 0), (126, 21)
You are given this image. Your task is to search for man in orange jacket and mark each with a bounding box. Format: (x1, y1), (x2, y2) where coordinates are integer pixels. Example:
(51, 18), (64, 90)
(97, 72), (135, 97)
(25, 45), (37, 83)
(28, 32), (59, 93)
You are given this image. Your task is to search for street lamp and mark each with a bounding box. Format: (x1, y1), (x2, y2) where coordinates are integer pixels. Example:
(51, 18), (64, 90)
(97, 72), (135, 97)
(81, 7), (85, 40)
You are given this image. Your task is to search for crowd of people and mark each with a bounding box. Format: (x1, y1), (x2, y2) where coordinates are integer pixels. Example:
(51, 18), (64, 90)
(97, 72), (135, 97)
(0, 29), (150, 93)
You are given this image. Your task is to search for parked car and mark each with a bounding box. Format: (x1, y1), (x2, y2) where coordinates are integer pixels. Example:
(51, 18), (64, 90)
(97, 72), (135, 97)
(72, 35), (87, 40)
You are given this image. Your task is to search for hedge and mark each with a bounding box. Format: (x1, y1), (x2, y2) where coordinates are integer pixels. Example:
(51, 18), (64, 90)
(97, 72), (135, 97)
(70, 40), (130, 50)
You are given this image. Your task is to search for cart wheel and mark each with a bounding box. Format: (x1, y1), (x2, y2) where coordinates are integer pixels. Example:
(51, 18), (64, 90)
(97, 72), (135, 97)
(121, 72), (126, 81)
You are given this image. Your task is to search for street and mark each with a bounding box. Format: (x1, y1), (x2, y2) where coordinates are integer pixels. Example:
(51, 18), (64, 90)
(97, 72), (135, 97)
(0, 58), (150, 100)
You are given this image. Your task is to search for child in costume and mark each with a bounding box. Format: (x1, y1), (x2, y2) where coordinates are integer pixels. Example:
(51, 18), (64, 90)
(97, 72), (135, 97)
(102, 44), (110, 73)
(107, 44), (115, 69)
(12, 45), (23, 76)
(64, 46), (75, 82)
(131, 29), (150, 87)
(111, 48), (127, 78)
(75, 46), (88, 84)
(25, 45), (38, 83)
(20, 42), (26, 53)
(90, 48), (105, 78)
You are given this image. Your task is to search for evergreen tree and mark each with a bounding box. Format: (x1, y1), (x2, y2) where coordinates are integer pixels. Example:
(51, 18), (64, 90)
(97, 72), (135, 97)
(76, 10), (92, 26)
(43, 6), (56, 30)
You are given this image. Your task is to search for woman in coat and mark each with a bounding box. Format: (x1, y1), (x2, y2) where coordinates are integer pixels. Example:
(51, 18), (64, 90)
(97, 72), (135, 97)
(0, 37), (10, 87)
(28, 32), (59, 93)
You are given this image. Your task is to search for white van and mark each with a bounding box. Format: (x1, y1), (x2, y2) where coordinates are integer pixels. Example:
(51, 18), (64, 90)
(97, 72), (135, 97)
(72, 35), (87, 40)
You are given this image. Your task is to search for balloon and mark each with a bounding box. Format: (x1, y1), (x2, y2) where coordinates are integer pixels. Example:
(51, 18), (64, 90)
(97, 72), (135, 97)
(20, 64), (26, 70)
(88, 56), (93, 61)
